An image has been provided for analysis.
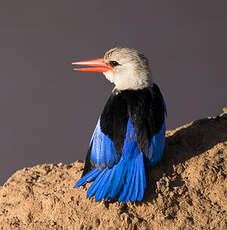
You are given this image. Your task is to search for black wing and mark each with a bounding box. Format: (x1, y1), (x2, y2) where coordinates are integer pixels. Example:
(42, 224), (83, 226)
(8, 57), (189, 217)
(122, 84), (166, 155)
(100, 91), (129, 155)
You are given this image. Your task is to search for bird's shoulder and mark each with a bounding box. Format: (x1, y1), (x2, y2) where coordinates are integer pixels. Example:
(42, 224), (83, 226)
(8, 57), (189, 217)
(100, 84), (165, 149)
(100, 90), (128, 154)
(100, 86), (153, 137)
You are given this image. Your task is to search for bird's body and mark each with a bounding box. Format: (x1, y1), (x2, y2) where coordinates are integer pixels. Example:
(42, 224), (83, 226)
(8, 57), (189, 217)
(73, 48), (166, 202)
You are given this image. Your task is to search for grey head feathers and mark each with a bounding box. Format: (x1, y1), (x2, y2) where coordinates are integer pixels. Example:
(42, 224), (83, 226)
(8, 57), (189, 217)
(103, 47), (152, 91)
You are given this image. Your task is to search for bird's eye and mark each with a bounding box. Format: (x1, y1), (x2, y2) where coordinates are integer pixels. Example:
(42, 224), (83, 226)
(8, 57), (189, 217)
(109, 61), (120, 67)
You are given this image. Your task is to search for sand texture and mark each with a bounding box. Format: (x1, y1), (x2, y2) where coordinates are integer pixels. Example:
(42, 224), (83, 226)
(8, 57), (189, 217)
(0, 109), (226, 230)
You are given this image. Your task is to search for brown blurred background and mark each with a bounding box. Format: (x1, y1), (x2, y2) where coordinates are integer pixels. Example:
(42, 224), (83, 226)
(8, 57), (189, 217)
(0, 1), (226, 184)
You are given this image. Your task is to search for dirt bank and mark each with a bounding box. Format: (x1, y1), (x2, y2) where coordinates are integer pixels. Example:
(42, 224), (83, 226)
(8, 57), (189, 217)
(0, 109), (226, 230)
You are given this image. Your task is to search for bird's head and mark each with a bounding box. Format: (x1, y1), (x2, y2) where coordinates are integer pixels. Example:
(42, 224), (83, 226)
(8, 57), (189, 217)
(72, 47), (152, 91)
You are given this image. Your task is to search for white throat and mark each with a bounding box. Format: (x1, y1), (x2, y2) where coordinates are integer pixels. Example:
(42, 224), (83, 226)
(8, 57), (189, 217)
(103, 69), (152, 91)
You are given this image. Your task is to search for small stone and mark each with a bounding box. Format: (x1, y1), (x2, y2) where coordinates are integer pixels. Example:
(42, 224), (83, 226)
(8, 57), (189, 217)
(95, 218), (100, 227)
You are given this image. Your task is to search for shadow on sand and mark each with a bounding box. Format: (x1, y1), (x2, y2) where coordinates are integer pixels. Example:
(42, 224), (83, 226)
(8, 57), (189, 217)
(142, 111), (227, 203)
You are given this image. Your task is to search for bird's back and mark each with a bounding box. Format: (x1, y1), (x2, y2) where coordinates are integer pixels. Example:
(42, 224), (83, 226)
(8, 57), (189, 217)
(75, 83), (166, 202)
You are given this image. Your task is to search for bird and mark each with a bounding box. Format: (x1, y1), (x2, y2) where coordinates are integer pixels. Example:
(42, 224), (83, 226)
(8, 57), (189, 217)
(72, 47), (166, 203)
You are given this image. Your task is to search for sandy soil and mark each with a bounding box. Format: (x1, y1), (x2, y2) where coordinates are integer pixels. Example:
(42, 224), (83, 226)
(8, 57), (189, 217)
(0, 109), (226, 230)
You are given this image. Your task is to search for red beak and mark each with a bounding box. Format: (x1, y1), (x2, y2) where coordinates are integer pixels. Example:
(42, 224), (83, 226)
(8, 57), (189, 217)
(72, 58), (112, 72)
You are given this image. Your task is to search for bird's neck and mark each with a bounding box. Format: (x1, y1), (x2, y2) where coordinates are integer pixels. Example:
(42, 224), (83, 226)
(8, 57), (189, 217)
(113, 76), (153, 92)
(113, 81), (153, 94)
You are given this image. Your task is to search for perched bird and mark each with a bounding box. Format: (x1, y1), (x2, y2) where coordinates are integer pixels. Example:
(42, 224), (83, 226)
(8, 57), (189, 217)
(72, 47), (166, 203)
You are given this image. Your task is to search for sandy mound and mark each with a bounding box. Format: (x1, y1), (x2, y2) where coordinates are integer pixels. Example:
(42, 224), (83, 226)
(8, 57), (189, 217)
(0, 109), (226, 230)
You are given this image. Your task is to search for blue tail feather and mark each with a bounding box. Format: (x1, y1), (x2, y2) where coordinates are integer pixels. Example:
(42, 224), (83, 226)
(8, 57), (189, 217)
(123, 159), (136, 203)
(108, 162), (126, 199)
(93, 169), (109, 200)
(131, 161), (139, 202)
(95, 169), (111, 201)
(117, 159), (134, 202)
(75, 151), (146, 203)
(74, 168), (101, 187)
(87, 169), (107, 198)
(98, 167), (116, 198)
(137, 153), (146, 201)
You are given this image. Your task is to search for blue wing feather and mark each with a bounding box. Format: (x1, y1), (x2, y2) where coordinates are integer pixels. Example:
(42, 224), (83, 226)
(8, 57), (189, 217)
(90, 118), (120, 169)
(146, 121), (166, 167)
